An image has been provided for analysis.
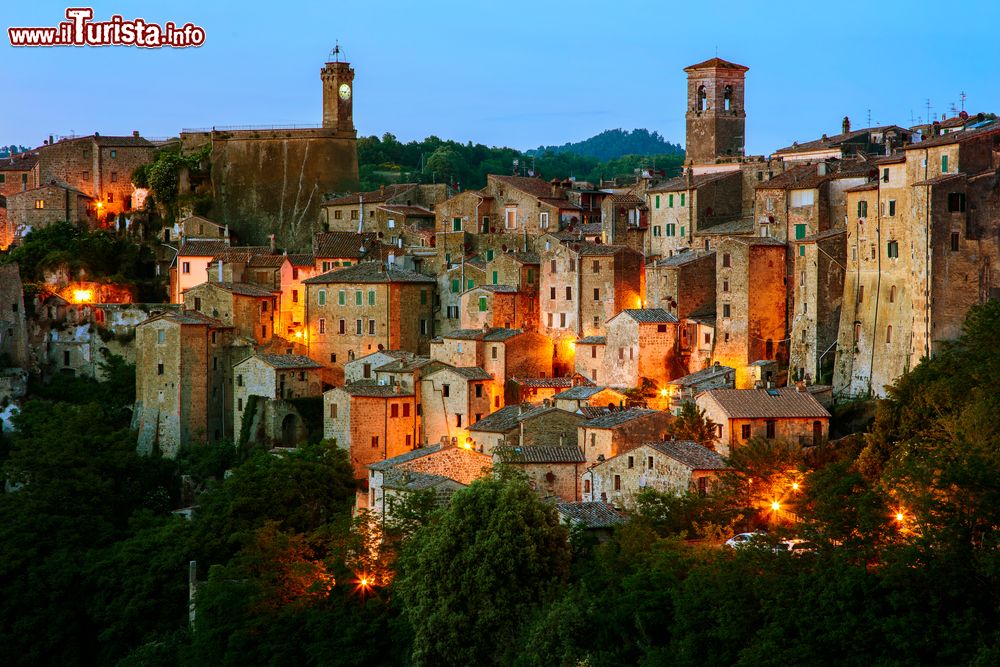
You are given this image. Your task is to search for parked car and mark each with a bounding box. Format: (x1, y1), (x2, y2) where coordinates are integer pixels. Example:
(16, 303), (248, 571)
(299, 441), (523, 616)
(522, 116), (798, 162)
(724, 532), (767, 549)
(775, 538), (816, 555)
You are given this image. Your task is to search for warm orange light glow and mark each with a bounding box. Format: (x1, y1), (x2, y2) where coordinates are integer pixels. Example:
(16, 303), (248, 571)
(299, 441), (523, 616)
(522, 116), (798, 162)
(771, 501), (781, 511)
(791, 482), (800, 491)
(895, 512), (905, 522)
(72, 289), (94, 304)
(660, 388), (668, 397)
(294, 330), (304, 339)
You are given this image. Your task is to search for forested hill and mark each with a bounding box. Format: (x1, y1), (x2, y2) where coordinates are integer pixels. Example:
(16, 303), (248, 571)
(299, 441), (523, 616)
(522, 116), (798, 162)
(357, 130), (685, 192)
(528, 128), (684, 161)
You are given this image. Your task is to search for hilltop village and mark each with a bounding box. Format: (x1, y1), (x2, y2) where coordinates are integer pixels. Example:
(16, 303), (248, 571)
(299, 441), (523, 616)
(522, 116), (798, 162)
(2, 54), (999, 519)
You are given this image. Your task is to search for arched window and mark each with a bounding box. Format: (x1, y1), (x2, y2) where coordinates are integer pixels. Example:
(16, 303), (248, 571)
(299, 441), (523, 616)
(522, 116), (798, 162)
(724, 85), (733, 111)
(886, 325), (893, 344)
(889, 285), (896, 303)
(698, 85), (707, 111)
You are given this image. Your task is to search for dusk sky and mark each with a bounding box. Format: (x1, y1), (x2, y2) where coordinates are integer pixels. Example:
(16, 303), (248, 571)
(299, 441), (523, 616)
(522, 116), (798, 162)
(4, 0), (999, 155)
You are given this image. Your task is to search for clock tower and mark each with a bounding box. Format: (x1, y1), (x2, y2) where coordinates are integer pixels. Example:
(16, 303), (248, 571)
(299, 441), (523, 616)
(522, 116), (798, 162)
(321, 45), (355, 133)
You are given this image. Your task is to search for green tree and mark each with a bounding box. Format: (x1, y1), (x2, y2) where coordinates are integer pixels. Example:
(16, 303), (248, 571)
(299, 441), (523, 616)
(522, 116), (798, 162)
(669, 401), (720, 448)
(397, 474), (571, 666)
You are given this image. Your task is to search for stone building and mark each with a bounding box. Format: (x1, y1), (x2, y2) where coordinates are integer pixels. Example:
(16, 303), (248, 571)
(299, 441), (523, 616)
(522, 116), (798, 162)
(600, 191), (647, 250)
(467, 402), (585, 456)
(0, 152), (38, 199)
(366, 444), (491, 515)
(601, 308), (682, 391)
(645, 172), (742, 259)
(344, 349), (414, 384)
(324, 380), (419, 481)
(711, 237), (787, 387)
(5, 183), (95, 230)
(695, 386), (830, 456)
(539, 235), (644, 373)
(162, 214), (229, 244)
(232, 354), (323, 447)
(133, 310), (241, 457)
(303, 262), (435, 384)
(178, 56), (360, 249)
(459, 284), (538, 332)
(439, 259), (488, 333)
(577, 408), (675, 467)
(493, 443), (586, 502)
(582, 440), (727, 505)
(419, 365), (493, 447)
(573, 336), (606, 383)
(664, 362), (735, 413)
(509, 374), (595, 405)
(645, 250), (716, 321)
(320, 183), (447, 237)
(0, 265), (29, 370)
(834, 124), (1000, 398)
(182, 281), (279, 345)
(683, 57), (748, 165)
(35, 132), (154, 220)
(788, 228), (846, 384)
(312, 231), (386, 273)
(772, 121), (912, 164)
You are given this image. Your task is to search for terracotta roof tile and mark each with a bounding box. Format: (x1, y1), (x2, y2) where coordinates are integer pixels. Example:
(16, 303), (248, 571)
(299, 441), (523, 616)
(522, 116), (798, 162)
(494, 444), (586, 464)
(582, 408), (659, 429)
(556, 502), (625, 528)
(324, 183), (418, 206)
(700, 387), (830, 419)
(644, 440), (728, 470)
(684, 57), (748, 72)
(303, 262), (435, 284)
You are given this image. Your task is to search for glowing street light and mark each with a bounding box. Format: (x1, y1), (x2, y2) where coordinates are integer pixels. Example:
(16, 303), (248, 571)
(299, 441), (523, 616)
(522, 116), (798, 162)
(72, 289), (94, 303)
(771, 501), (781, 512)
(660, 388), (668, 398)
(791, 482), (800, 491)
(895, 512), (905, 523)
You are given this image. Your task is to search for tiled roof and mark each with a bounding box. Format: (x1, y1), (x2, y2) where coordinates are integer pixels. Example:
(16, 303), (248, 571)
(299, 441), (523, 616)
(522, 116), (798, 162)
(511, 252), (540, 264)
(685, 57), (748, 72)
(212, 246), (274, 263)
(774, 125), (909, 155)
(583, 408), (658, 429)
(609, 192), (646, 207)
(556, 502), (625, 529)
(618, 308), (678, 324)
(645, 440), (728, 470)
(303, 262), (436, 284)
(483, 328), (524, 341)
(515, 376), (595, 389)
(725, 235), (786, 247)
(145, 309), (229, 328)
(474, 284), (519, 294)
(800, 228), (846, 243)
(579, 406), (613, 419)
(575, 336), (607, 345)
(442, 328), (487, 340)
(758, 161), (869, 191)
(490, 175), (567, 201)
(469, 405), (528, 433)
(247, 255), (287, 268)
(903, 124), (1000, 150)
(376, 356), (434, 373)
(382, 469), (463, 492)
(844, 182), (879, 193)
(669, 364), (735, 388)
(695, 217), (755, 235)
(379, 204), (435, 218)
(197, 282), (277, 297)
(91, 134), (154, 147)
(177, 239), (231, 257)
(367, 444), (442, 471)
(700, 387), (831, 419)
(552, 385), (608, 400)
(312, 231), (381, 259)
(0, 154), (38, 170)
(286, 253), (316, 267)
(324, 183), (418, 206)
(339, 380), (414, 397)
(652, 250), (715, 267)
(249, 354), (323, 370)
(648, 171), (737, 193)
(912, 173), (965, 186)
(494, 444), (586, 464)
(451, 366), (493, 380)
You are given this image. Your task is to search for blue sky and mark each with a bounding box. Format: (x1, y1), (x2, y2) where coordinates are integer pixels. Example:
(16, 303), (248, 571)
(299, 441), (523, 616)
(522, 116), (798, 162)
(3, 0), (999, 155)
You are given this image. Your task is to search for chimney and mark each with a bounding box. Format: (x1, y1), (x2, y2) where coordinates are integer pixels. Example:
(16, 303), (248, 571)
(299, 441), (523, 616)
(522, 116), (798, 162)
(394, 381), (401, 394)
(217, 259), (223, 282)
(268, 234), (276, 252)
(48, 135), (54, 145)
(766, 380), (772, 390)
(379, 184), (385, 195)
(132, 130), (140, 138)
(795, 380), (806, 393)
(223, 224), (230, 241)
(482, 323), (491, 334)
(842, 116), (851, 134)
(817, 162), (827, 176)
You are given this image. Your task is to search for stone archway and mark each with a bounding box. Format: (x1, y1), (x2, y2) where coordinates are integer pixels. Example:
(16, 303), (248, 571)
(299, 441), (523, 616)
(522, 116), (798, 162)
(280, 413), (299, 447)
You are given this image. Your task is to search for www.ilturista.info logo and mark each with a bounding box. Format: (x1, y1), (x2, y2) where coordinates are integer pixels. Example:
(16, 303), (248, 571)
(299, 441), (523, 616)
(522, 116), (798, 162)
(8, 7), (205, 48)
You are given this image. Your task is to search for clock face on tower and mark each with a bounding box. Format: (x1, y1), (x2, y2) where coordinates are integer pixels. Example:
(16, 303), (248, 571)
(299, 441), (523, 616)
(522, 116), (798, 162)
(338, 83), (351, 101)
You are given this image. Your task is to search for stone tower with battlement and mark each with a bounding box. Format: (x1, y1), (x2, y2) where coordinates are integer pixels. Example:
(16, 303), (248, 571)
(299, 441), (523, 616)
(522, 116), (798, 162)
(684, 58), (748, 165)
(322, 59), (355, 133)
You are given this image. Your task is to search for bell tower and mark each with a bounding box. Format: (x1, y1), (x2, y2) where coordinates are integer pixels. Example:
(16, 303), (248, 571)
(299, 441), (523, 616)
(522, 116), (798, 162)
(684, 57), (748, 165)
(321, 43), (355, 133)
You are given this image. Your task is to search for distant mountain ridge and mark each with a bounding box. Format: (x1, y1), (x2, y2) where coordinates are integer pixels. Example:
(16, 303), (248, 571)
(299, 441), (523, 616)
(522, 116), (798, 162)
(529, 128), (684, 162)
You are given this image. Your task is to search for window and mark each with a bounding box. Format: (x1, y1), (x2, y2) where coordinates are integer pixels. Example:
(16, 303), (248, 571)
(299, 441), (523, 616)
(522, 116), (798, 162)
(420, 289), (428, 305)
(565, 286), (572, 300)
(261, 325), (267, 338)
(475, 384), (483, 397)
(371, 435), (379, 448)
(368, 290), (376, 306)
(237, 398), (243, 411)
(355, 291), (363, 306)
(539, 212), (549, 229)
(479, 296), (488, 312)
(442, 384), (450, 397)
(647, 456), (654, 468)
(292, 289), (299, 303)
(338, 319), (346, 334)
(467, 279), (474, 290)
(889, 285), (896, 303)
(355, 319), (362, 334)
(886, 325), (893, 344)
(334, 210), (342, 220)
(505, 208), (516, 228)
(560, 313), (566, 327)
(614, 474), (621, 491)
(351, 209), (359, 220)
(680, 193), (686, 206)
(592, 260), (600, 274)
(722, 303), (731, 318)
(790, 190), (815, 207)
(584, 479), (591, 494)
(109, 149), (117, 158)
(948, 192), (966, 212)
(451, 279), (460, 293)
(724, 84), (732, 111)
(452, 217), (462, 231)
(182, 261), (190, 274)
(486, 249), (494, 261)
(888, 200), (896, 217)
(722, 252), (731, 268)
(941, 154), (949, 173)
(547, 313), (553, 327)
(799, 271), (805, 287)
(492, 271), (498, 285)
(550, 287), (556, 299)
(527, 268), (535, 284)
(618, 347), (624, 360)
(627, 456), (634, 469)
(882, 168), (890, 183)
(680, 226), (685, 237)
(593, 288), (600, 301)
(766, 421), (776, 439)
(858, 285), (864, 303)
(799, 244), (805, 257)
(591, 346), (597, 358)
(338, 290), (346, 306)
(722, 279), (729, 293)
(871, 244), (877, 260)
(794, 224), (806, 240)
(391, 404), (399, 418)
(593, 315), (600, 328)
(668, 194), (674, 208)
(655, 195), (660, 208)
(157, 329), (166, 344)
(569, 258), (576, 272)
(951, 232), (960, 251)
(193, 296), (202, 311)
(652, 226), (661, 237)
(887, 240), (899, 258)
(491, 345), (498, 359)
(666, 223), (676, 236)
(854, 322), (862, 343)
(331, 352), (337, 362)
(420, 319), (429, 335)
(319, 318), (326, 334)
(403, 403), (411, 417)
(368, 319), (376, 335)
(456, 414), (463, 427)
(447, 305), (459, 319)
(858, 200), (868, 218)
(741, 424), (751, 440)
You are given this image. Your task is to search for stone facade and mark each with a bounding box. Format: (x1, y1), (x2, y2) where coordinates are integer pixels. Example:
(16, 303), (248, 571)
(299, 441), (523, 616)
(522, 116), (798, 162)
(420, 365), (494, 447)
(366, 444), (491, 515)
(5, 184), (94, 230)
(182, 281), (279, 345)
(601, 309), (681, 390)
(788, 228), (846, 384)
(0, 265), (29, 369)
(646, 172), (742, 259)
(233, 354), (323, 445)
(303, 263), (435, 385)
(577, 409), (675, 467)
(493, 444), (585, 502)
(646, 250), (716, 322)
(684, 58), (748, 165)
(459, 285), (538, 332)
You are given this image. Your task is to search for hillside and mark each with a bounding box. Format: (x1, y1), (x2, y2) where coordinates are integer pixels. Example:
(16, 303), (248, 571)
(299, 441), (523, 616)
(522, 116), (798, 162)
(528, 128), (684, 161)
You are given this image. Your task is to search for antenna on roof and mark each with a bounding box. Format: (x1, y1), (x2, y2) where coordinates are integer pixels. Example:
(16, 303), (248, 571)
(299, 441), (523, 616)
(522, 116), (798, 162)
(926, 99), (932, 125)
(960, 91), (967, 112)
(329, 41), (342, 63)
(866, 108), (871, 128)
